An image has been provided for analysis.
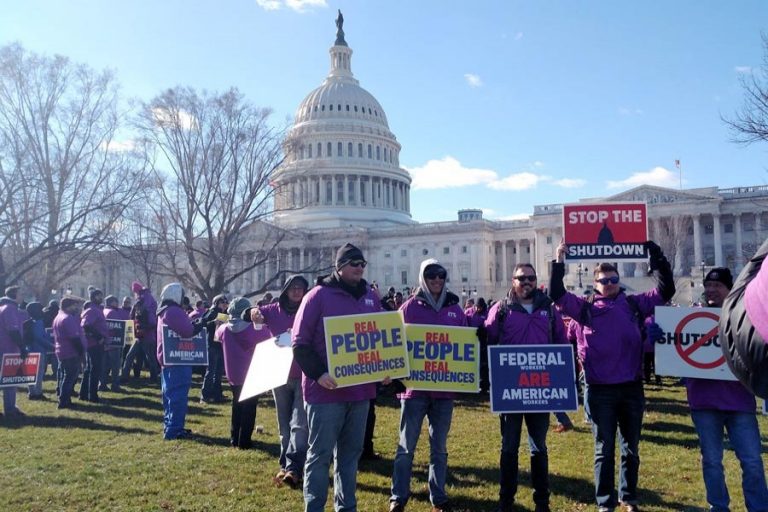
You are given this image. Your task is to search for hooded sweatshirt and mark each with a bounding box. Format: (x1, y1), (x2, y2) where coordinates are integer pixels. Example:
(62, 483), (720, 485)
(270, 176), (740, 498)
(81, 302), (110, 349)
(258, 275), (310, 379)
(398, 259), (467, 400)
(218, 317), (272, 386)
(156, 283), (197, 367)
(485, 289), (566, 347)
(53, 310), (87, 360)
(0, 296), (22, 353)
(292, 272), (381, 404)
(132, 287), (158, 342)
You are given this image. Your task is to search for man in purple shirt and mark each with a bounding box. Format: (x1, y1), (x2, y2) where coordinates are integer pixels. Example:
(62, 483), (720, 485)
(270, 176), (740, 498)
(0, 286), (26, 417)
(550, 241), (675, 512)
(687, 268), (768, 512)
(79, 288), (109, 403)
(292, 243), (390, 512)
(53, 296), (86, 409)
(485, 263), (565, 512)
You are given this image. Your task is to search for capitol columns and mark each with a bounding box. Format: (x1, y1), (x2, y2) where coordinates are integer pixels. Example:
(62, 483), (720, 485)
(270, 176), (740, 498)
(692, 214), (702, 267)
(713, 213), (723, 266)
(343, 175), (349, 205)
(331, 175), (338, 205)
(501, 241), (508, 284)
(734, 213), (743, 269)
(367, 177), (374, 207)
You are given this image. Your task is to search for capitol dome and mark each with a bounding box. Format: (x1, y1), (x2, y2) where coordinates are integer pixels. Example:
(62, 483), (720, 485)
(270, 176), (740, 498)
(272, 12), (413, 230)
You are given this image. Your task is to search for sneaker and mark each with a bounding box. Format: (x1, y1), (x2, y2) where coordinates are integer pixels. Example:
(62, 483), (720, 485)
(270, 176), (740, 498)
(431, 501), (452, 512)
(282, 470), (301, 489)
(620, 503), (640, 512)
(389, 501), (405, 512)
(553, 423), (573, 433)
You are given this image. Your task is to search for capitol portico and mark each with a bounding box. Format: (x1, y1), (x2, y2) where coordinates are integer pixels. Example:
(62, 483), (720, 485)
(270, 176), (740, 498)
(69, 15), (768, 306)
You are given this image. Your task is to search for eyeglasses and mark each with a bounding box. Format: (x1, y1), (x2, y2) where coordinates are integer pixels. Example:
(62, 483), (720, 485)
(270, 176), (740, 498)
(425, 270), (447, 280)
(514, 275), (537, 283)
(596, 276), (620, 285)
(347, 260), (367, 268)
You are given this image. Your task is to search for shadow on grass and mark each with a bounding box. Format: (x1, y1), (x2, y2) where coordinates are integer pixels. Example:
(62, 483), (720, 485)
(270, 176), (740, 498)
(646, 396), (692, 417)
(0, 413), (153, 434)
(643, 419), (696, 436)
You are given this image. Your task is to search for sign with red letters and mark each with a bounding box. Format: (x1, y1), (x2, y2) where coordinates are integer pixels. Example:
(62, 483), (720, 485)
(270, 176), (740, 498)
(562, 202), (648, 262)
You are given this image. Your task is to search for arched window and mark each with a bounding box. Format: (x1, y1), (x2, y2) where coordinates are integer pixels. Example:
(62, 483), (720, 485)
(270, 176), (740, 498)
(354, 105), (358, 112)
(348, 142), (353, 157)
(376, 146), (381, 160)
(329, 104), (333, 111)
(346, 105), (350, 111)
(337, 142), (343, 156)
(308, 144), (313, 158)
(317, 142), (322, 157)
(327, 142), (332, 156)
(300, 146), (305, 159)
(313, 105), (318, 112)
(325, 180), (332, 204)
(383, 147), (388, 162)
(358, 143), (363, 158)
(368, 108), (372, 114)
(321, 105), (325, 111)
(367, 144), (372, 159)
(337, 104), (341, 111)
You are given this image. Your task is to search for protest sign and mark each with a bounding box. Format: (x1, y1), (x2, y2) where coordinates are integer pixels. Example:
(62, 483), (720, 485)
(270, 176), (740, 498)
(161, 326), (208, 366)
(323, 310), (409, 388)
(489, 344), (578, 414)
(239, 335), (294, 401)
(0, 353), (41, 387)
(105, 319), (129, 349)
(124, 320), (135, 345)
(402, 324), (479, 392)
(654, 306), (736, 381)
(563, 202), (648, 262)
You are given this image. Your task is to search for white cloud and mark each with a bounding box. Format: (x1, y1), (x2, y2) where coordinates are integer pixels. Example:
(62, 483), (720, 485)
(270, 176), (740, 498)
(488, 172), (547, 191)
(606, 166), (680, 189)
(553, 178), (586, 188)
(514, 32), (524, 41)
(152, 108), (197, 130)
(406, 156), (498, 190)
(101, 139), (136, 152)
(256, 0), (327, 12)
(533, 160), (544, 168)
(497, 213), (531, 221)
(464, 73), (483, 88)
(734, 66), (753, 74)
(619, 106), (644, 116)
(481, 208), (496, 217)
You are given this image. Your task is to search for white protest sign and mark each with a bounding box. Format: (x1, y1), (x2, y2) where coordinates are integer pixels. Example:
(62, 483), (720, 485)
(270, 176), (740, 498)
(239, 334), (294, 401)
(654, 306), (736, 381)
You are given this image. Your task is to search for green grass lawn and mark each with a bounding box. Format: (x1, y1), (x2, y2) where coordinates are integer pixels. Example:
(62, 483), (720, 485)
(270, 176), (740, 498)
(1, 375), (765, 511)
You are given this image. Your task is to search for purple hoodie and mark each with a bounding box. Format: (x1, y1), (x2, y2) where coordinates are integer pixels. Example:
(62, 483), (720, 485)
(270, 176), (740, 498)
(465, 309), (487, 328)
(53, 310), (87, 360)
(485, 291), (566, 347)
(219, 320), (272, 386)
(133, 288), (158, 343)
(292, 282), (382, 404)
(0, 297), (21, 353)
(260, 302), (303, 379)
(156, 284), (195, 368)
(81, 303), (110, 349)
(399, 290), (467, 400)
(555, 289), (662, 385)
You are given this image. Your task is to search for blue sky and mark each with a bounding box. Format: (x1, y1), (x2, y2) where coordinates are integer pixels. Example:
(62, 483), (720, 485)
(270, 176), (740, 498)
(2, 0), (767, 223)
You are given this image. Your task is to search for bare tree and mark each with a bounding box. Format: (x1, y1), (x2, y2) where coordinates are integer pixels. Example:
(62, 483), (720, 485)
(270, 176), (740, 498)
(725, 33), (768, 145)
(133, 86), (322, 300)
(0, 43), (149, 300)
(651, 215), (693, 275)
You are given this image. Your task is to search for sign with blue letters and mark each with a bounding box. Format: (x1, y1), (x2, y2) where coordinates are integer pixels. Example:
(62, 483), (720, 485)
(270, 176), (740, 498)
(162, 326), (208, 366)
(489, 344), (578, 414)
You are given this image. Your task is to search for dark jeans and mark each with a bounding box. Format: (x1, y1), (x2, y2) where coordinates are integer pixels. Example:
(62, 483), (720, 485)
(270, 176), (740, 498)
(201, 341), (224, 401)
(79, 344), (104, 401)
(362, 397), (376, 457)
(57, 356), (80, 407)
(588, 380), (645, 509)
(499, 413), (550, 507)
(230, 384), (258, 449)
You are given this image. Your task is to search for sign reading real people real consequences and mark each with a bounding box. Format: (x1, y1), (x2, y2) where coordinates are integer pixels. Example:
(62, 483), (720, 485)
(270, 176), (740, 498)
(488, 344), (578, 413)
(324, 311), (409, 387)
(402, 324), (480, 393)
(654, 306), (736, 381)
(563, 202), (648, 262)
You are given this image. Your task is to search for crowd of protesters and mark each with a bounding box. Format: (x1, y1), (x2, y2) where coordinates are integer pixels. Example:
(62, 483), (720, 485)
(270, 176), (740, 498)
(1, 239), (767, 512)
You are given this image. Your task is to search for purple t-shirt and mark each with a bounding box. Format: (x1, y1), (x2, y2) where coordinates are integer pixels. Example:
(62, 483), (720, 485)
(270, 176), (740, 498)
(219, 321), (272, 386)
(260, 302), (302, 379)
(686, 378), (756, 413)
(556, 289), (662, 385)
(485, 299), (566, 347)
(292, 284), (382, 404)
(0, 299), (21, 353)
(398, 294), (468, 400)
(156, 304), (195, 368)
(81, 303), (110, 349)
(53, 311), (86, 360)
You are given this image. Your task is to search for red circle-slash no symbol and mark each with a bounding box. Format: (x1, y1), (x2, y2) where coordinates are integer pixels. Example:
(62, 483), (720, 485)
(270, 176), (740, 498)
(674, 311), (723, 369)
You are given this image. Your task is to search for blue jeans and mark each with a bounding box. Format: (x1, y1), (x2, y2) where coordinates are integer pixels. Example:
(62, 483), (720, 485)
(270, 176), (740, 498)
(57, 356), (80, 407)
(101, 349), (122, 390)
(201, 341), (224, 401)
(161, 365), (193, 439)
(499, 413), (550, 507)
(587, 381), (644, 509)
(28, 352), (47, 397)
(390, 397), (454, 507)
(273, 378), (309, 474)
(2, 387), (16, 414)
(79, 344), (104, 401)
(691, 409), (768, 512)
(304, 400), (369, 512)
(554, 411), (573, 427)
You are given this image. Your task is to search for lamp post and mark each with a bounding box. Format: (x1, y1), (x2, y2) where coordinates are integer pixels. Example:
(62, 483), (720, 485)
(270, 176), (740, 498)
(700, 260), (706, 285)
(577, 263), (586, 289)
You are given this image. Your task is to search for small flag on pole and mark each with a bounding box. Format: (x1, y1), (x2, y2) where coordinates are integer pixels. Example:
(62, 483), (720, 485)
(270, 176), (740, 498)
(674, 159), (681, 168)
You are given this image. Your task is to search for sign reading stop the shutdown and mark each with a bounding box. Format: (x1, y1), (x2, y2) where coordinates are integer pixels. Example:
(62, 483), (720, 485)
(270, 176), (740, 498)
(562, 202), (648, 262)
(654, 306), (736, 381)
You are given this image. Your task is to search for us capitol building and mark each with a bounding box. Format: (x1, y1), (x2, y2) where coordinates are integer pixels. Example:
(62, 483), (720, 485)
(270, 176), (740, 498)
(76, 15), (768, 305)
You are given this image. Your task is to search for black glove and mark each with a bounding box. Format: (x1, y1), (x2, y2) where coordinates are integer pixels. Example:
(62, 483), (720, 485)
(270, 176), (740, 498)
(646, 322), (665, 344)
(644, 240), (669, 273)
(475, 325), (487, 344)
(643, 240), (663, 258)
(19, 345), (29, 360)
(390, 379), (407, 394)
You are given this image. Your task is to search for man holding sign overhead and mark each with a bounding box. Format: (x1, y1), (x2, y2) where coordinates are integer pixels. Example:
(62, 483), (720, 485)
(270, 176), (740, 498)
(485, 263), (565, 512)
(389, 258), (467, 512)
(292, 243), (390, 512)
(550, 240), (674, 512)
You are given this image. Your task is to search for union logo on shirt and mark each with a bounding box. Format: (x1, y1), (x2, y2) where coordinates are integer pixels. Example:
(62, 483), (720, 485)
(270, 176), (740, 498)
(448, 312), (457, 318)
(364, 299), (374, 306)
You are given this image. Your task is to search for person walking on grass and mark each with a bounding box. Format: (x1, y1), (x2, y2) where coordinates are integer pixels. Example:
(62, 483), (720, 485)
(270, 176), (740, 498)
(485, 263), (565, 512)
(53, 296), (86, 410)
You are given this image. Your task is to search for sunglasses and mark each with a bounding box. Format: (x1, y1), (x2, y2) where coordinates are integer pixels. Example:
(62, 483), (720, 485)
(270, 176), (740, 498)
(425, 270), (447, 280)
(347, 260), (367, 268)
(514, 275), (537, 283)
(596, 276), (620, 285)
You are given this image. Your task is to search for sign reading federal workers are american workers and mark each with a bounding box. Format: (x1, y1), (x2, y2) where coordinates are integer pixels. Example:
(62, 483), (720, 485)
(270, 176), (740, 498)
(105, 319), (133, 349)
(563, 202), (648, 262)
(402, 324), (480, 393)
(489, 344), (578, 414)
(324, 310), (409, 388)
(161, 326), (208, 366)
